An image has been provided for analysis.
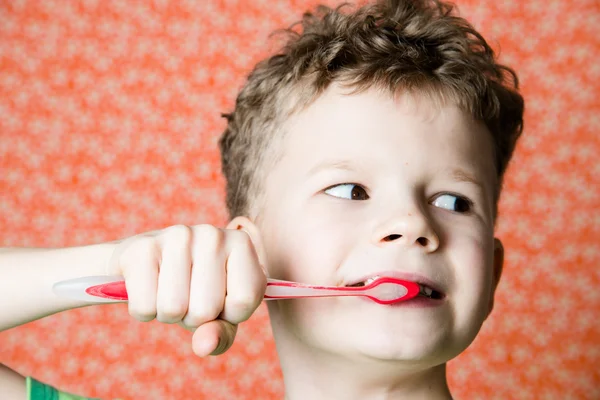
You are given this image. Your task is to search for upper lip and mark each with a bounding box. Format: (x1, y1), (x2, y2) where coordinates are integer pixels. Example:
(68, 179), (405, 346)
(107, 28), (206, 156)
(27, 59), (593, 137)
(343, 270), (446, 295)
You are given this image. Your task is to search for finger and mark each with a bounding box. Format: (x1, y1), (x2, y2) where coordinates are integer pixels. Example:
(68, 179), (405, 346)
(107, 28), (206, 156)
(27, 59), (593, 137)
(122, 237), (160, 322)
(191, 319), (238, 357)
(221, 231), (266, 325)
(182, 225), (226, 328)
(156, 225), (192, 324)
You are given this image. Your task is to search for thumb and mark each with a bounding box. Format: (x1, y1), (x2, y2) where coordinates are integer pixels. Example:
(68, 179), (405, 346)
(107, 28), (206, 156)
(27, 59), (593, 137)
(190, 319), (238, 357)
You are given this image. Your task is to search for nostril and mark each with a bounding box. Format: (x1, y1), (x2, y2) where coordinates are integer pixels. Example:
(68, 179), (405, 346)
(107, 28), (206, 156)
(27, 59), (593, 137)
(384, 234), (402, 241)
(417, 237), (429, 246)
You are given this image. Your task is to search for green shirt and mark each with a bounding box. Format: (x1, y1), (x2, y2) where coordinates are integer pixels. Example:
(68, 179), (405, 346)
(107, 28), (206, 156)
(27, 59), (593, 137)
(27, 377), (98, 400)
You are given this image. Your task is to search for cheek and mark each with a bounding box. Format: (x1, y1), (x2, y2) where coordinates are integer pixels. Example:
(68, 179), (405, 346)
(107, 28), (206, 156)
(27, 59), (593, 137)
(261, 202), (363, 349)
(261, 200), (359, 283)
(448, 230), (495, 309)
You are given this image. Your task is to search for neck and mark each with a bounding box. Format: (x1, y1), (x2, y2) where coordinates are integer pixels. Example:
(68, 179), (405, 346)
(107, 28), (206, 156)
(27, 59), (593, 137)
(274, 328), (452, 400)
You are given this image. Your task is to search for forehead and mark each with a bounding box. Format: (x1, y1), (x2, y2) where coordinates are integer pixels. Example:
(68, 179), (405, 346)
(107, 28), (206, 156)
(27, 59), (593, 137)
(278, 85), (496, 184)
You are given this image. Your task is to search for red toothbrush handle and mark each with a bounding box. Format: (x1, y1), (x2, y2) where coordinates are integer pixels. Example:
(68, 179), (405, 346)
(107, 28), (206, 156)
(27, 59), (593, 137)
(86, 281), (129, 301)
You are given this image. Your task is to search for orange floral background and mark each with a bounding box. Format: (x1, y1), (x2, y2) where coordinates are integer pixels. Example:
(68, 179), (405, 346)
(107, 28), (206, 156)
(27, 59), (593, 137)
(1, 0), (599, 399)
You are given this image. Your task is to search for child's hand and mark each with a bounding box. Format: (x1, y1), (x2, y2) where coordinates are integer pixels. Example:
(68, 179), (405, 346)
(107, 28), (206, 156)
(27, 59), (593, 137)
(107, 224), (267, 357)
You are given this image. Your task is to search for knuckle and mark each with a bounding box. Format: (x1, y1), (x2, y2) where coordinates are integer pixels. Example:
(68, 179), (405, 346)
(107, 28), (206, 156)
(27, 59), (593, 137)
(184, 306), (221, 327)
(157, 301), (187, 318)
(233, 230), (252, 250)
(194, 224), (223, 251)
(165, 224), (192, 245)
(128, 303), (157, 322)
(121, 242), (159, 275)
(180, 318), (200, 331)
(135, 235), (158, 250)
(230, 231), (259, 264)
(225, 295), (259, 322)
(126, 236), (158, 260)
(157, 302), (188, 323)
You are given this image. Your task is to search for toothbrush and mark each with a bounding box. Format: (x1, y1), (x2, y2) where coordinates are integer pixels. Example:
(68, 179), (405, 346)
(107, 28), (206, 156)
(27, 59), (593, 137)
(53, 275), (433, 305)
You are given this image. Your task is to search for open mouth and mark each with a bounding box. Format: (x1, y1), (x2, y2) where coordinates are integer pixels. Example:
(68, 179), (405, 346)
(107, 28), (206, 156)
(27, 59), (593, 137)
(345, 276), (445, 300)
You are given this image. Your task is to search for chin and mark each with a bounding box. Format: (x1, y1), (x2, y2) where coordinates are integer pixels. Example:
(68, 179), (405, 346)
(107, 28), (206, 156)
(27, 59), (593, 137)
(271, 299), (468, 366)
(319, 310), (465, 366)
(340, 329), (452, 365)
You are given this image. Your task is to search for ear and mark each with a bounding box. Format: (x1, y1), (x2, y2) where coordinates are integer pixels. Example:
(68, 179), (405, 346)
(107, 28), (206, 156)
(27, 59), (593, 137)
(226, 216), (268, 274)
(486, 238), (504, 319)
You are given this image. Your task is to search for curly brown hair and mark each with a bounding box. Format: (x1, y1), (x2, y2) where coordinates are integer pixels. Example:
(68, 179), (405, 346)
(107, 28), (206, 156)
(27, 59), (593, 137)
(219, 0), (524, 220)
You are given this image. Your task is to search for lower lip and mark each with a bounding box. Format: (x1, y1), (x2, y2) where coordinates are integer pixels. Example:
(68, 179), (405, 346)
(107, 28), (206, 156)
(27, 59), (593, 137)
(362, 295), (446, 308)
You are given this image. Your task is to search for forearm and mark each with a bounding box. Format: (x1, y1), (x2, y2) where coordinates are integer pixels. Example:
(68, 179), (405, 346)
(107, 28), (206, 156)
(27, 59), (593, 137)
(0, 243), (116, 331)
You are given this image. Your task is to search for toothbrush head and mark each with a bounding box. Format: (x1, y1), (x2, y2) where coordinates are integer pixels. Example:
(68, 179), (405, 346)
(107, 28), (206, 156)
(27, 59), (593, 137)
(357, 277), (422, 305)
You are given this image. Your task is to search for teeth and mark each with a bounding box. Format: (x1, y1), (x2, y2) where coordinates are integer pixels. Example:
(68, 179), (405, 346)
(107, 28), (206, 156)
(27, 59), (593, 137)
(345, 275), (380, 287)
(423, 286), (433, 296)
(363, 276), (380, 286)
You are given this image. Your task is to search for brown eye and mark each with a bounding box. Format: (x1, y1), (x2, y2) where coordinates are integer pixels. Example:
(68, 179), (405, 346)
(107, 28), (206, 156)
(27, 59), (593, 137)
(325, 184), (369, 200)
(350, 185), (368, 200)
(432, 193), (472, 213)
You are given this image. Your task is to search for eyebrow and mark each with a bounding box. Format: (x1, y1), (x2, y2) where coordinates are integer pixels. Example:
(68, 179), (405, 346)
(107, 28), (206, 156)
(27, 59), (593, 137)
(307, 160), (359, 176)
(307, 159), (487, 191)
(447, 168), (486, 190)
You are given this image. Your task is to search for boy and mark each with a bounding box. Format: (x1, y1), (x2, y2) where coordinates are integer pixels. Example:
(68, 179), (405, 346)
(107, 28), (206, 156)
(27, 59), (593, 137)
(0, 0), (524, 398)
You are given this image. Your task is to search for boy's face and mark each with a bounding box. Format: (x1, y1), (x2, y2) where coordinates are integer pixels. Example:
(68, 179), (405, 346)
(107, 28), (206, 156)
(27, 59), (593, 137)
(253, 85), (503, 366)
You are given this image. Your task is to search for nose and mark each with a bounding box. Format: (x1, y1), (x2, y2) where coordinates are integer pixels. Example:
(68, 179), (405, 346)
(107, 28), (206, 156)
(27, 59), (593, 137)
(372, 208), (440, 252)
